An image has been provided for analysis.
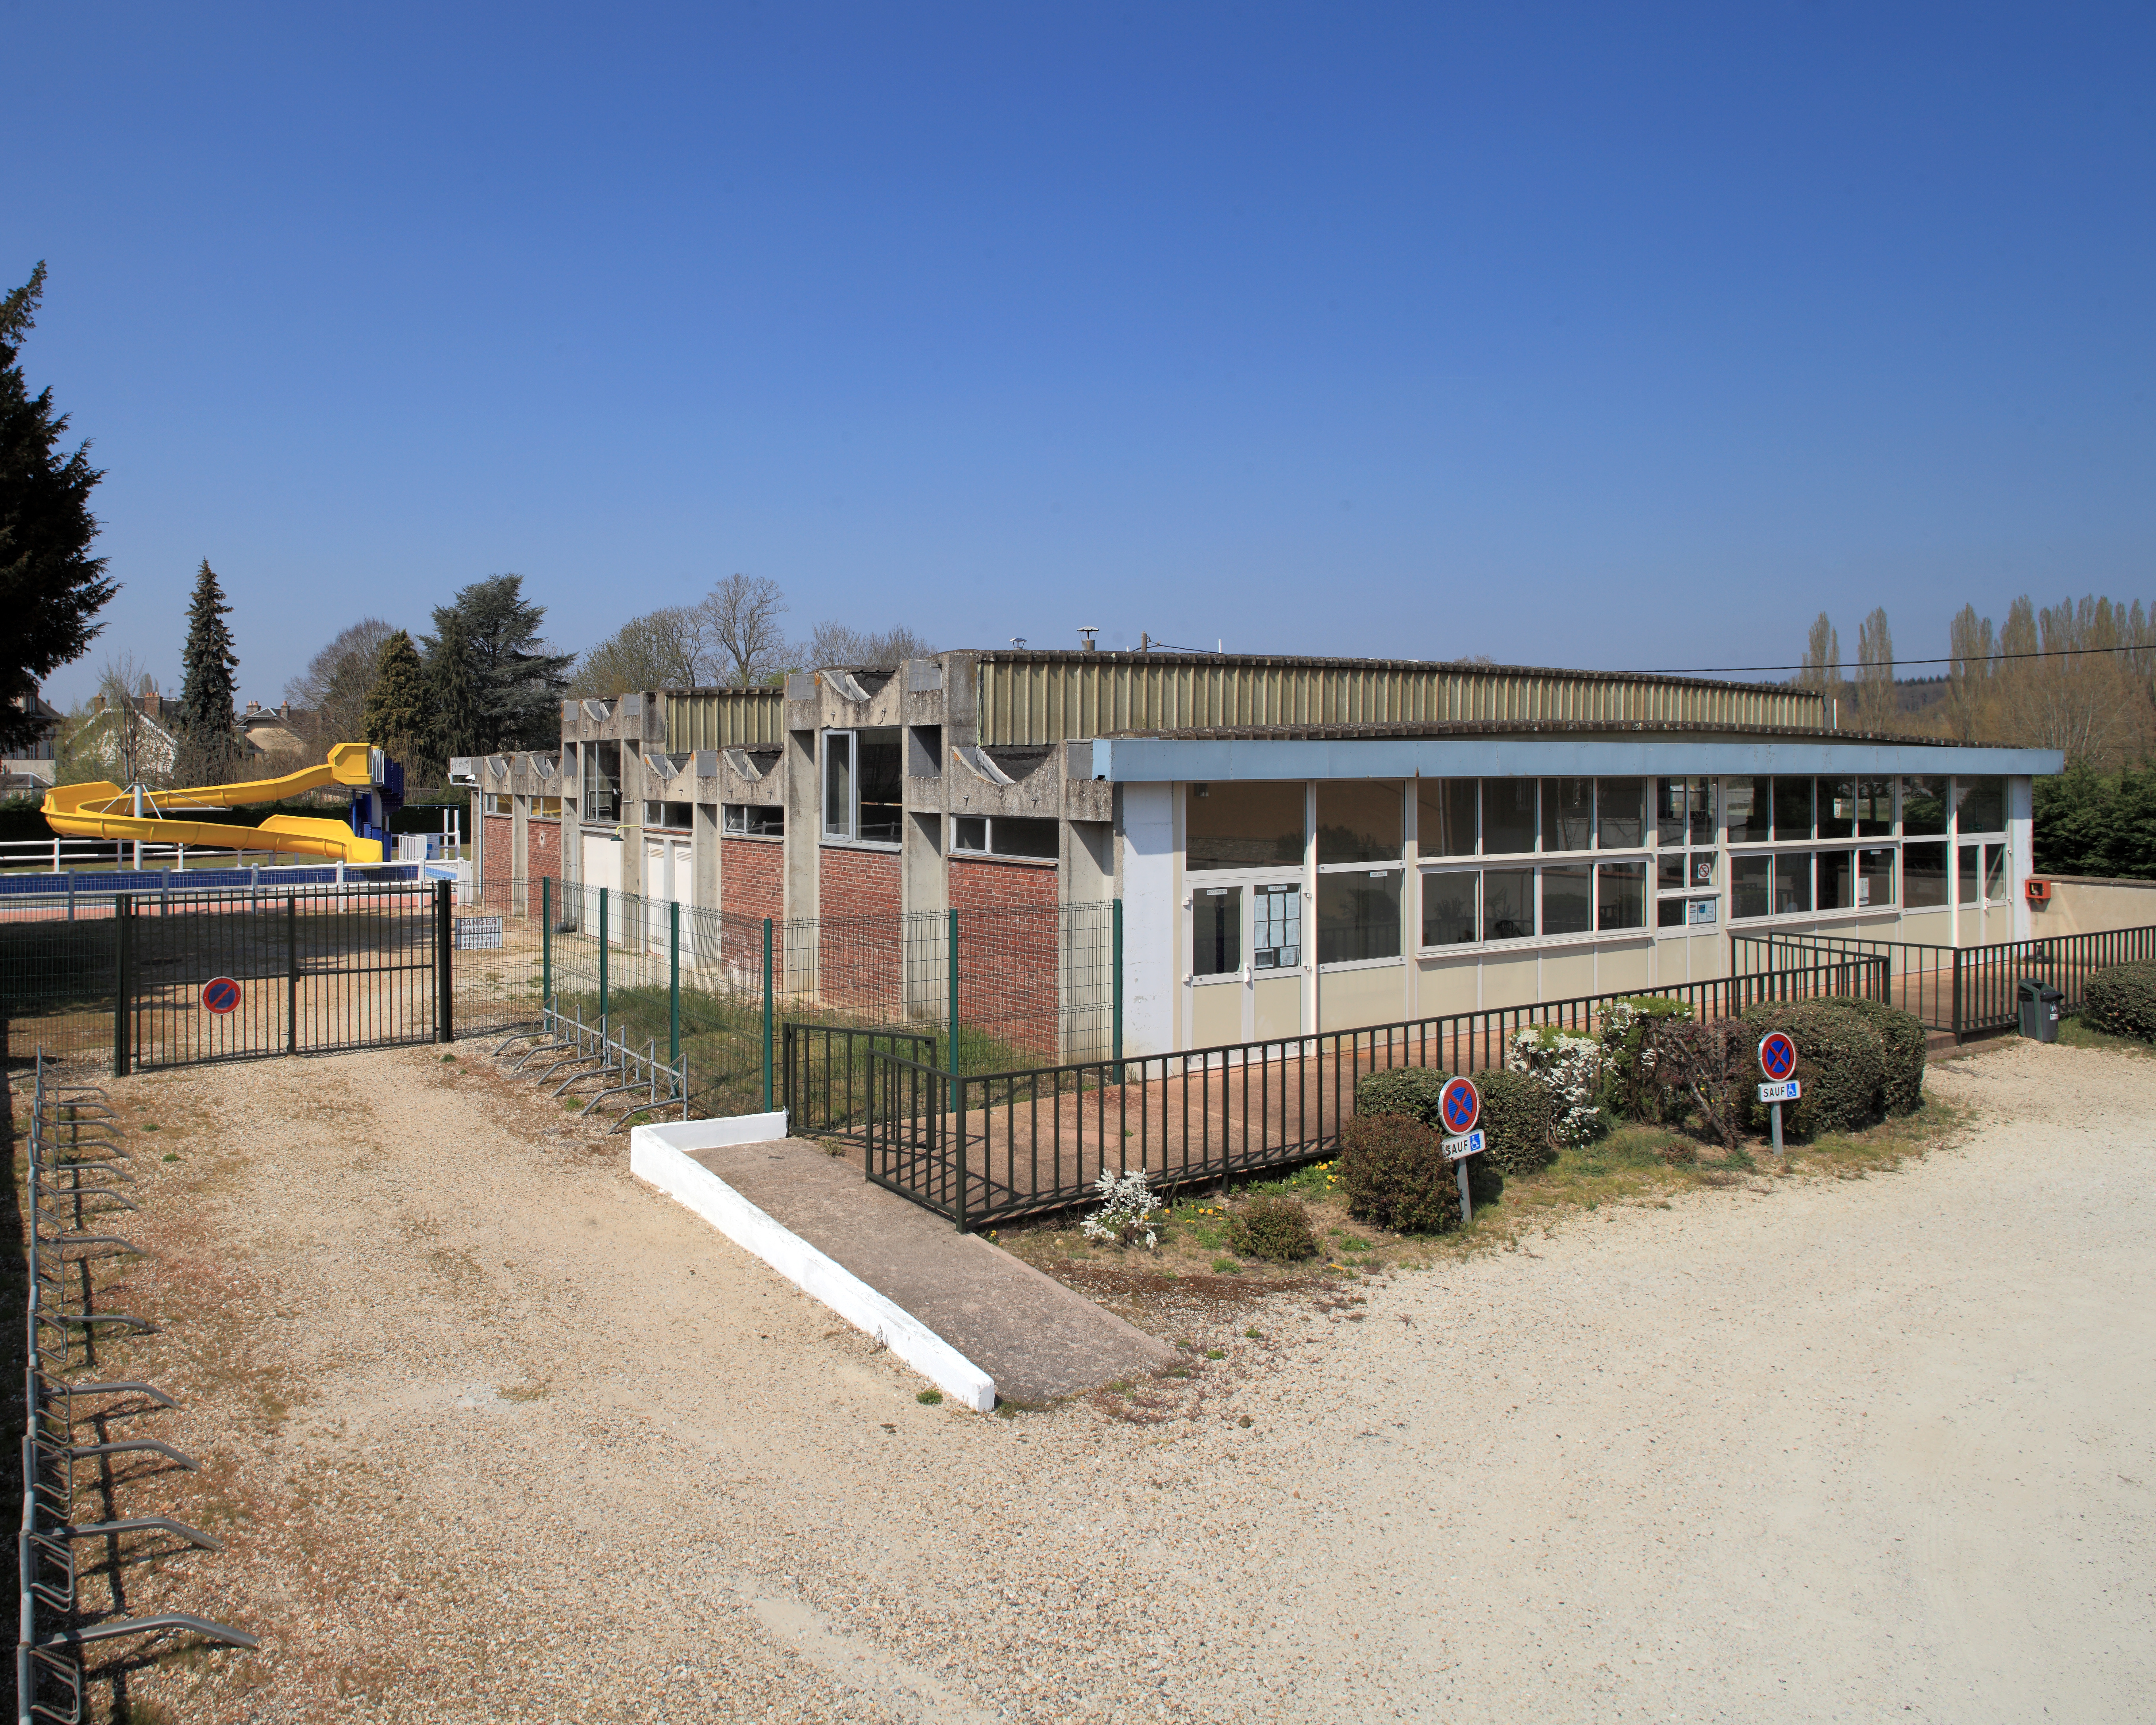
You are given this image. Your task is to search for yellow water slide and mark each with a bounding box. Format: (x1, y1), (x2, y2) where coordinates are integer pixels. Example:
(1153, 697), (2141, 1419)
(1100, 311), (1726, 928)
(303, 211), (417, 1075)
(42, 742), (390, 864)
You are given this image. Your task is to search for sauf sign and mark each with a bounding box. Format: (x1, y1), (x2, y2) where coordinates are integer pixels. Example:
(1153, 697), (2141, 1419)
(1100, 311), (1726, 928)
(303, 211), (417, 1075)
(1437, 1076), (1485, 1221)
(1758, 1031), (1802, 1153)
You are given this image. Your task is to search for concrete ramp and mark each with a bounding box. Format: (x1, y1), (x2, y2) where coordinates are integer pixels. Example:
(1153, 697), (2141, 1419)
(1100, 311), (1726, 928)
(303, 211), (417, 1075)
(631, 1117), (1176, 1408)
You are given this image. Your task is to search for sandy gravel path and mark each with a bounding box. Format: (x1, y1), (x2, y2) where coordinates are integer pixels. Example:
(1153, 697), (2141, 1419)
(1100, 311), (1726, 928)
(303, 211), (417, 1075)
(37, 1035), (2154, 1722)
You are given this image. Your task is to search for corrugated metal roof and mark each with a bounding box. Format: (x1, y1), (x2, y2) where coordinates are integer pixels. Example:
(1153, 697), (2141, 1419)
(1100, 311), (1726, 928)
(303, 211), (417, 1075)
(661, 690), (785, 749)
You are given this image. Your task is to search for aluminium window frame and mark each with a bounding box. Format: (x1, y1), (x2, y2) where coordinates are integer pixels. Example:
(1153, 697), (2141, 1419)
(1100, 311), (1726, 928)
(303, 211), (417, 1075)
(821, 727), (902, 850)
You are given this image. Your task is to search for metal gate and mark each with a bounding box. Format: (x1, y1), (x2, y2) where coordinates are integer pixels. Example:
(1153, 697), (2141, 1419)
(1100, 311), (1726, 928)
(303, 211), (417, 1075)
(115, 880), (450, 1072)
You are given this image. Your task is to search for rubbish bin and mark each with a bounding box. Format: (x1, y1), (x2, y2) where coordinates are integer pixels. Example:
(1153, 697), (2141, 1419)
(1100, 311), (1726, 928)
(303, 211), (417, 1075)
(2016, 977), (2063, 1042)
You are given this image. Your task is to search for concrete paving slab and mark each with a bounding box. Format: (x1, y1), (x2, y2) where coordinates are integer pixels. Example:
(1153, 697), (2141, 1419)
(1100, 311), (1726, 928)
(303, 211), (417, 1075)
(687, 1138), (1178, 1405)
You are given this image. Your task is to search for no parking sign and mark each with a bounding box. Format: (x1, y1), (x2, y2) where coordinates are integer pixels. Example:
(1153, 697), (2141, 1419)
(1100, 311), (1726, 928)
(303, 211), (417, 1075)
(1756, 1031), (1801, 1152)
(1438, 1075), (1485, 1224)
(201, 976), (242, 1015)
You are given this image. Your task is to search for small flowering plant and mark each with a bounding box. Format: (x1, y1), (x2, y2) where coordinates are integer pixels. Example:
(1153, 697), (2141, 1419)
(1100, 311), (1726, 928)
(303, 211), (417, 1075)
(1081, 1167), (1161, 1250)
(1505, 1025), (1606, 1146)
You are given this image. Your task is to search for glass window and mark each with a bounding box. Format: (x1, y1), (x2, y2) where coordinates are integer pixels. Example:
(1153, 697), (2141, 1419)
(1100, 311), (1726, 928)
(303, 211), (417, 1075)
(1985, 844), (2008, 901)
(985, 816), (1058, 858)
(1484, 868), (1536, 940)
(535, 796), (562, 817)
(1658, 895), (1688, 929)
(1959, 843), (1981, 903)
(1818, 779), (1856, 841)
(1317, 871), (1402, 964)
(1655, 777), (1688, 847)
(953, 815), (987, 851)
(1252, 884), (1301, 969)
(1772, 777), (1814, 842)
(1901, 775), (1948, 837)
(1732, 854), (1771, 919)
(1484, 780), (1537, 855)
(1598, 860), (1647, 931)
(1690, 779), (1718, 846)
(1543, 863), (1592, 936)
(1859, 846), (1894, 908)
(1726, 776), (1769, 842)
(1817, 849), (1855, 911)
(1189, 782), (1304, 870)
(1417, 779), (1478, 857)
(1421, 871), (1478, 946)
(1905, 842), (1948, 908)
(485, 793), (512, 816)
(1542, 779), (1592, 852)
(1857, 778), (1894, 838)
(857, 730), (902, 843)
(1597, 778), (1644, 849)
(725, 803), (783, 837)
(581, 740), (621, 823)
(1317, 781), (1403, 865)
(1193, 886), (1240, 976)
(1956, 776), (2006, 835)
(1657, 852), (1688, 890)
(823, 732), (853, 836)
(1775, 853), (1813, 915)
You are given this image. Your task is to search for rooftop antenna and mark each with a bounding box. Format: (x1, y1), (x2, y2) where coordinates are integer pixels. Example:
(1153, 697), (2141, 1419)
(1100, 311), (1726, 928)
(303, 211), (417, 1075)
(1078, 627), (1100, 652)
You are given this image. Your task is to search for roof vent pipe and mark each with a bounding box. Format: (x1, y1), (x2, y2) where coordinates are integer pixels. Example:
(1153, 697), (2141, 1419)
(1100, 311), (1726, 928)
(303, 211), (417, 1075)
(1078, 627), (1099, 651)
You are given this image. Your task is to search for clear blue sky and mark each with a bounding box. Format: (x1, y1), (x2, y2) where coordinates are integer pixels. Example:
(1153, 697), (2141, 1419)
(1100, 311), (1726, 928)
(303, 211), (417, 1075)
(11, 2), (2153, 709)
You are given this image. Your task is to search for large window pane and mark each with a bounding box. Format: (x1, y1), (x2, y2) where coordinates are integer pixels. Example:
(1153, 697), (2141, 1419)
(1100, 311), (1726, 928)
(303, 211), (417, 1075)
(1417, 779), (1478, 857)
(1727, 776), (1769, 842)
(857, 729), (903, 843)
(1658, 895), (1689, 928)
(1732, 854), (1771, 919)
(1252, 883), (1301, 969)
(823, 733), (852, 837)
(1690, 779), (1718, 846)
(1318, 870), (1402, 964)
(1484, 780), (1537, 856)
(583, 740), (621, 823)
(1193, 886), (1241, 976)
(1598, 860), (1647, 931)
(1317, 781), (1403, 865)
(1421, 871), (1478, 946)
(1857, 777), (1894, 838)
(1772, 776), (1814, 841)
(1543, 863), (1592, 935)
(1902, 775), (1948, 836)
(1905, 842), (1948, 907)
(1956, 776), (2006, 835)
(1542, 779), (1592, 852)
(1484, 867), (1535, 939)
(1597, 778), (1644, 849)
(1656, 777), (1688, 847)
(1658, 852), (1688, 890)
(1774, 852), (1813, 915)
(1189, 781), (1304, 870)
(1817, 848), (1855, 911)
(1818, 778), (1856, 840)
(1859, 846), (1895, 908)
(1985, 843), (2008, 901)
(1959, 843), (1981, 903)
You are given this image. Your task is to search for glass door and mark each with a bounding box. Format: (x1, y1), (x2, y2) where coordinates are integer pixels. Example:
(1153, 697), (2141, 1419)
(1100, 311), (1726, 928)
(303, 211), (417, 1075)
(1188, 885), (1245, 1048)
(1187, 880), (1305, 1049)
(1249, 881), (1304, 1042)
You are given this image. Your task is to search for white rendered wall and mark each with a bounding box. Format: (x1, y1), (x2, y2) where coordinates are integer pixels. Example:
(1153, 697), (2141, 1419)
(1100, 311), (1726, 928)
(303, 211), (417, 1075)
(1120, 781), (1176, 1056)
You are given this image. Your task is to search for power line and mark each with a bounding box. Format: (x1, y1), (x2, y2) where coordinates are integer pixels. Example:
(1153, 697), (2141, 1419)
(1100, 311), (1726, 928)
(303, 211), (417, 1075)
(1625, 642), (2156, 677)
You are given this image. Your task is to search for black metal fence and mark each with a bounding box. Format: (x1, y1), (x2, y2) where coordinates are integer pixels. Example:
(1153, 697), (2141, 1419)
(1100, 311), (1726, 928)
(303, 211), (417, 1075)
(864, 953), (1889, 1230)
(1732, 924), (2156, 1037)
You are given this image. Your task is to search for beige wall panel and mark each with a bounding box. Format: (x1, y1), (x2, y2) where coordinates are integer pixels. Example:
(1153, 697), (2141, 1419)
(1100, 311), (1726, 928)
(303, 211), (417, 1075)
(1540, 949), (1596, 1003)
(1252, 975), (1302, 1042)
(1189, 982), (1243, 1050)
(1317, 963), (1407, 1034)
(1899, 908), (1954, 945)
(1415, 957), (1480, 1018)
(1479, 952), (1540, 1009)
(2032, 879), (2156, 937)
(1597, 941), (1654, 994)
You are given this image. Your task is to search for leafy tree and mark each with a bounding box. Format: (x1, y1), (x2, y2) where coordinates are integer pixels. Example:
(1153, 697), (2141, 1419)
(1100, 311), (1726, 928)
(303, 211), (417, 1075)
(360, 629), (430, 770)
(173, 558), (241, 784)
(423, 574), (571, 752)
(0, 263), (117, 750)
(2034, 763), (2156, 880)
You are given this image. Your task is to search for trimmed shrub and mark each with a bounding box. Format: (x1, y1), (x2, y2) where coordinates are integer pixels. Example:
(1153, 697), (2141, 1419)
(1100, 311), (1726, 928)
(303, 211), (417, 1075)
(1229, 1195), (1319, 1262)
(1505, 1027), (1604, 1144)
(2085, 961), (2156, 1043)
(1598, 996), (1694, 1123)
(1831, 996), (1927, 1114)
(1737, 1000), (1887, 1138)
(1353, 1066), (1450, 1126)
(1336, 1112), (1461, 1234)
(1477, 1068), (1555, 1177)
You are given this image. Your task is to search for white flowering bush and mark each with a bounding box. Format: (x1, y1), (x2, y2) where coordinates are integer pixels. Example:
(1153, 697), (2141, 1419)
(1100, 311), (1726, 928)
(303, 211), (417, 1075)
(1597, 996), (1694, 1122)
(1080, 1167), (1159, 1250)
(1504, 1027), (1605, 1146)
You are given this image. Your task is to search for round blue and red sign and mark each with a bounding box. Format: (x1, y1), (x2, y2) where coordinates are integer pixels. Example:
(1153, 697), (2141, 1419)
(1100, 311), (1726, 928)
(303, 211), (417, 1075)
(201, 976), (242, 1015)
(1758, 1031), (1797, 1081)
(1438, 1075), (1481, 1135)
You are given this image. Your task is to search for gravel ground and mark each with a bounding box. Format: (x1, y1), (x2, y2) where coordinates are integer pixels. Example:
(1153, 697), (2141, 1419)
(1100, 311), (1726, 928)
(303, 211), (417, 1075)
(31, 1035), (2155, 1723)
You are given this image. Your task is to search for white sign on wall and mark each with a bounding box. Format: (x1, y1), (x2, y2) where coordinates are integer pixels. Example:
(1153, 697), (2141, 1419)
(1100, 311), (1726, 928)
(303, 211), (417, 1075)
(1686, 898), (1718, 927)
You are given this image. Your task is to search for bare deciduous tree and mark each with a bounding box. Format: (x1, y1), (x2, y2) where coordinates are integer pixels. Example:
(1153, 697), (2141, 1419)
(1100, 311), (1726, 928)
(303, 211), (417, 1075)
(805, 620), (936, 668)
(699, 574), (791, 688)
(1798, 613), (1842, 711)
(1854, 607), (1895, 730)
(572, 607), (707, 696)
(284, 618), (398, 755)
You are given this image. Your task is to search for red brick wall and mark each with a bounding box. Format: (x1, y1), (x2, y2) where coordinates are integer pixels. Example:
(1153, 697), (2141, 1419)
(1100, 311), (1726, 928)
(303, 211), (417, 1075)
(818, 846), (902, 1016)
(721, 838), (785, 978)
(526, 819), (560, 921)
(479, 816), (514, 911)
(950, 856), (1061, 1063)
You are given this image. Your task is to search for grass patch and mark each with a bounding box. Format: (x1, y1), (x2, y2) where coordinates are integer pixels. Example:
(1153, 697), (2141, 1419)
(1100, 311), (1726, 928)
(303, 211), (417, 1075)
(915, 1388), (943, 1406)
(2058, 1013), (2155, 1058)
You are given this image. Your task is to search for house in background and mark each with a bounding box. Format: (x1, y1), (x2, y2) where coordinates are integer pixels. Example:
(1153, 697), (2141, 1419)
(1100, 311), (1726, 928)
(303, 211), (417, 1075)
(2, 692), (64, 791)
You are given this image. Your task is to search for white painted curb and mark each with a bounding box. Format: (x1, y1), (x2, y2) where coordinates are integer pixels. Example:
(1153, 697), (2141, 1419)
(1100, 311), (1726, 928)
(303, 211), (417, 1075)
(629, 1113), (997, 1413)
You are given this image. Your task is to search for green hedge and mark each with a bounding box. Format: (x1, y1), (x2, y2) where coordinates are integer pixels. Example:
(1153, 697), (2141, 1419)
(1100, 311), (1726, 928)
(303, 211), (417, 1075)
(1336, 1112), (1461, 1234)
(1229, 1195), (1320, 1261)
(1598, 995), (1694, 1123)
(1736, 1000), (1887, 1138)
(2085, 962), (2156, 1042)
(1352, 1065), (1548, 1179)
(1831, 996), (1928, 1114)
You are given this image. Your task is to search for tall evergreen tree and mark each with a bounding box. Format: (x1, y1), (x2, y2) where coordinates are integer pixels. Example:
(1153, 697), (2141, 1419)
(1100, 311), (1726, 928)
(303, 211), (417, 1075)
(360, 629), (431, 766)
(176, 558), (240, 769)
(0, 262), (117, 750)
(422, 574), (572, 751)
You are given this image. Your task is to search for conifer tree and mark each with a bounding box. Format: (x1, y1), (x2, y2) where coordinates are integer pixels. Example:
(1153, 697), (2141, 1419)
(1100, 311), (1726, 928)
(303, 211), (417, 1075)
(0, 263), (116, 750)
(174, 558), (240, 783)
(360, 629), (430, 767)
(428, 608), (483, 763)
